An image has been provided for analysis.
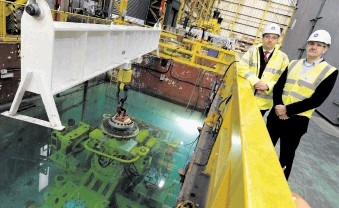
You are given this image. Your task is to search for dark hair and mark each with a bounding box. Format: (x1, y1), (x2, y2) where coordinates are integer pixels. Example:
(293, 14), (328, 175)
(262, 33), (280, 38)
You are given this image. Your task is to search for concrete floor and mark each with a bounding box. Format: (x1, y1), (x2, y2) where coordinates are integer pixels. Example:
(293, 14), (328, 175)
(276, 113), (339, 208)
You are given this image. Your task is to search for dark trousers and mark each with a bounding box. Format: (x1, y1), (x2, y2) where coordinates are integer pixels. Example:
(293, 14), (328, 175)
(266, 111), (309, 180)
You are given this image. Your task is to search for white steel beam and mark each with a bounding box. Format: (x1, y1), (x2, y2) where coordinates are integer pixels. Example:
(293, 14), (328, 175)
(1, 0), (161, 130)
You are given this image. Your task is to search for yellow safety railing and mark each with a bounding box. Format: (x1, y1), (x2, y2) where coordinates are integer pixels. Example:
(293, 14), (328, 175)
(203, 57), (296, 207)
(0, 0), (26, 42)
(50, 10), (113, 24)
(155, 30), (236, 74)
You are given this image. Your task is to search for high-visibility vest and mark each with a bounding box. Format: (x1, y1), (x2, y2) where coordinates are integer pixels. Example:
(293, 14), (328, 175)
(283, 60), (337, 118)
(237, 45), (289, 110)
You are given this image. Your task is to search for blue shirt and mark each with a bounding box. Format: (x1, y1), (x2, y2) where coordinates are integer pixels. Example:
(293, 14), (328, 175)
(301, 58), (323, 74)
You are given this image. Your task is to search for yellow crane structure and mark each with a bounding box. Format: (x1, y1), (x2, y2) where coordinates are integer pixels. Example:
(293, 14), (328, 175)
(0, 0), (306, 207)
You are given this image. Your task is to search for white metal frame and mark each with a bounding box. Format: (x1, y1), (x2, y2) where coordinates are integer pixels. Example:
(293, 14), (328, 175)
(1, 0), (161, 130)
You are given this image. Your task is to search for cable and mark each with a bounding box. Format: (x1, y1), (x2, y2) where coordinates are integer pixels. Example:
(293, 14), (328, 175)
(170, 67), (212, 90)
(160, 181), (176, 192)
(193, 94), (232, 167)
(210, 60), (238, 102)
(191, 70), (206, 111)
(132, 62), (171, 74)
(183, 136), (198, 170)
(217, 94), (233, 110)
(183, 136), (199, 146)
(185, 69), (203, 111)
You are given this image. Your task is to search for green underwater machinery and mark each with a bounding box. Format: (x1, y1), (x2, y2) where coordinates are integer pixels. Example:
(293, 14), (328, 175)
(37, 113), (180, 208)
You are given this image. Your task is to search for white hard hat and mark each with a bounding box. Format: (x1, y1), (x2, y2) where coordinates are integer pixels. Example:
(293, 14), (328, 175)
(307, 30), (331, 45)
(263, 23), (281, 36)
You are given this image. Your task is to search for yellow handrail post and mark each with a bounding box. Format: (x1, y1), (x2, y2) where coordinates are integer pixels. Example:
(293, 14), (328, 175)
(228, 0), (243, 38)
(191, 41), (201, 64)
(255, 0), (272, 42)
(60, 11), (67, 22)
(176, 0), (185, 26)
(0, 1), (5, 39)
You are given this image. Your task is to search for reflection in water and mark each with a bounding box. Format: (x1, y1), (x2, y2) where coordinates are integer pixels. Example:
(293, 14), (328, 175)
(0, 82), (203, 208)
(38, 144), (50, 192)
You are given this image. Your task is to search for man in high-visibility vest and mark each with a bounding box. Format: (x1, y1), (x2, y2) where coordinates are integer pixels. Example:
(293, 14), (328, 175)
(267, 30), (338, 179)
(238, 23), (289, 115)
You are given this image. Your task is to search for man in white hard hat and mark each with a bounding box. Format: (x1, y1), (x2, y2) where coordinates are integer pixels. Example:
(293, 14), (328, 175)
(238, 23), (289, 115)
(267, 29), (338, 179)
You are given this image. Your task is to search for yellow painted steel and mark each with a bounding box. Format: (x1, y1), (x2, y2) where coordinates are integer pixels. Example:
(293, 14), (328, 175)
(118, 69), (133, 83)
(179, 0), (216, 27)
(0, 1), (4, 38)
(198, 0), (206, 21)
(280, 7), (297, 46)
(113, 0), (128, 24)
(0, 0), (26, 42)
(1, 0), (235, 76)
(176, 0), (185, 26)
(0, 0), (115, 42)
(2, 1), (299, 206)
(197, 18), (221, 35)
(5, 0), (27, 16)
(228, 0), (243, 37)
(254, 0), (271, 42)
(156, 30), (236, 74)
(203, 56), (296, 207)
(206, 0), (216, 20)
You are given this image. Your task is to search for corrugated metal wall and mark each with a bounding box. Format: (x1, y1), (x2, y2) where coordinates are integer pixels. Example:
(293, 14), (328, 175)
(126, 0), (150, 20)
(283, 0), (339, 125)
(217, 0), (296, 52)
(112, 0), (151, 21)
